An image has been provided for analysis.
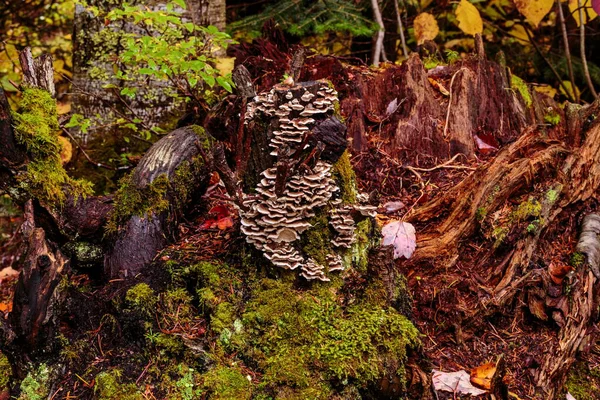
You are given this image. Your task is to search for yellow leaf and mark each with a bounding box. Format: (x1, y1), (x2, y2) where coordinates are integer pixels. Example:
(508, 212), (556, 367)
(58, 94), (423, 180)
(421, 0), (434, 9)
(514, 0), (554, 27)
(470, 362), (496, 390)
(456, 0), (483, 36)
(215, 57), (235, 77)
(414, 13), (439, 45)
(58, 136), (73, 165)
(568, 0), (598, 26)
(56, 102), (71, 115)
(559, 80), (581, 99)
(508, 24), (529, 42)
(534, 84), (558, 98)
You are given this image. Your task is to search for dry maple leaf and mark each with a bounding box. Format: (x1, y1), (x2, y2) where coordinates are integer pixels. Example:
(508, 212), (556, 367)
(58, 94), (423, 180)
(382, 220), (416, 259)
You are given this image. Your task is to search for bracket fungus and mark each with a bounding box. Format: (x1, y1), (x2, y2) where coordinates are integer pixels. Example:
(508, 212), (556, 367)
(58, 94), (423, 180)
(240, 81), (376, 281)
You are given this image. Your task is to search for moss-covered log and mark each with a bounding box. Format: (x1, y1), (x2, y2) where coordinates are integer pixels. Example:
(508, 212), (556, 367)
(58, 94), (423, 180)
(105, 126), (214, 278)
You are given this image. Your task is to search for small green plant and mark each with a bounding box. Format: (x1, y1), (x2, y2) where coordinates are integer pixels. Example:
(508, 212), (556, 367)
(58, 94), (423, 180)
(544, 107), (561, 126)
(445, 49), (460, 64)
(78, 0), (235, 138)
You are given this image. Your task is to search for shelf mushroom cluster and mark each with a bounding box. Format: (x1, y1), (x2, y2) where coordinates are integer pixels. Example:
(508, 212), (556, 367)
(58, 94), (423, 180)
(241, 161), (339, 281)
(240, 81), (376, 281)
(245, 82), (338, 157)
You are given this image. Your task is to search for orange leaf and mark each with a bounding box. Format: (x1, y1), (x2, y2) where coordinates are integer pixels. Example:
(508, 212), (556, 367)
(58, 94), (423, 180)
(0, 302), (13, 313)
(470, 361), (496, 389)
(216, 217), (234, 230)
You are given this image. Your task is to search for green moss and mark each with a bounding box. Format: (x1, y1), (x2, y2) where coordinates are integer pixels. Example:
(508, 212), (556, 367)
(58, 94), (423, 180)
(12, 88), (93, 206)
(513, 198), (542, 221)
(300, 213), (333, 266)
(423, 56), (442, 70)
(566, 362), (600, 400)
(18, 364), (50, 400)
(351, 218), (376, 273)
(107, 155), (205, 233)
(212, 302), (236, 334)
(159, 364), (203, 400)
(0, 353), (11, 390)
(106, 173), (170, 233)
(546, 188), (560, 204)
(238, 278), (419, 396)
(63, 241), (104, 266)
(125, 283), (158, 316)
(331, 151), (358, 204)
(492, 226), (509, 248)
(203, 365), (252, 400)
(544, 109), (561, 126)
(511, 74), (532, 108)
(191, 125), (215, 152)
(476, 207), (488, 222)
(94, 370), (143, 400)
(153, 333), (185, 355)
(571, 252), (586, 268)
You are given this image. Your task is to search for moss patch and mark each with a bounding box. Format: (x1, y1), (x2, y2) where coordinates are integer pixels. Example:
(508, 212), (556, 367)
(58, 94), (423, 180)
(511, 75), (532, 108)
(95, 370), (143, 400)
(125, 283), (158, 316)
(331, 151), (358, 204)
(239, 278), (419, 396)
(12, 88), (93, 206)
(300, 213), (333, 266)
(0, 353), (11, 390)
(106, 157), (204, 233)
(203, 365), (252, 400)
(18, 364), (51, 400)
(565, 362), (600, 400)
(106, 173), (170, 233)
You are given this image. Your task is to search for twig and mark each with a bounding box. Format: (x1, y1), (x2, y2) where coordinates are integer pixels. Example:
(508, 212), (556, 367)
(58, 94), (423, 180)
(394, 0), (409, 58)
(578, 0), (598, 99)
(443, 68), (469, 139)
(370, 0), (386, 66)
(61, 128), (118, 170)
(556, 0), (579, 103)
(409, 154), (476, 172)
(523, 25), (573, 101)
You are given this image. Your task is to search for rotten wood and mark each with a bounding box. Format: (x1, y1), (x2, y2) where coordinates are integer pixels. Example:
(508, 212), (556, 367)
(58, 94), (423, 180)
(105, 126), (213, 278)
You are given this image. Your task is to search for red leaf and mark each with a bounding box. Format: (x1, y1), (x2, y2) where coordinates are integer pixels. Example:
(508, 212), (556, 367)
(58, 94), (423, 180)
(593, 0), (600, 14)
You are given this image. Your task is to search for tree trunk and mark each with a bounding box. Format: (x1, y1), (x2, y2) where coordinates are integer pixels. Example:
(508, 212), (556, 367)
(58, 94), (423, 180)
(71, 0), (226, 144)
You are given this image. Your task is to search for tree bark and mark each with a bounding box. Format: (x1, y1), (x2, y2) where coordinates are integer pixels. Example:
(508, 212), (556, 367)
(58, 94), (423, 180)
(71, 0), (226, 145)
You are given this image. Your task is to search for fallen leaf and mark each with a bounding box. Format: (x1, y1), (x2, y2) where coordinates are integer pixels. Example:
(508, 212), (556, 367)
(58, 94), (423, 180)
(567, 392), (577, 400)
(0, 302), (12, 313)
(514, 0), (553, 27)
(386, 98), (398, 115)
(456, 0), (483, 36)
(594, 0), (600, 14)
(548, 261), (574, 284)
(470, 362), (496, 389)
(534, 85), (557, 99)
(414, 13), (439, 45)
(428, 78), (450, 96)
(56, 101), (71, 115)
(568, 0), (598, 26)
(58, 136), (73, 165)
(474, 134), (498, 154)
(0, 267), (18, 279)
(432, 370), (487, 396)
(198, 205), (234, 230)
(216, 217), (234, 230)
(382, 220), (416, 259)
(382, 201), (406, 214)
